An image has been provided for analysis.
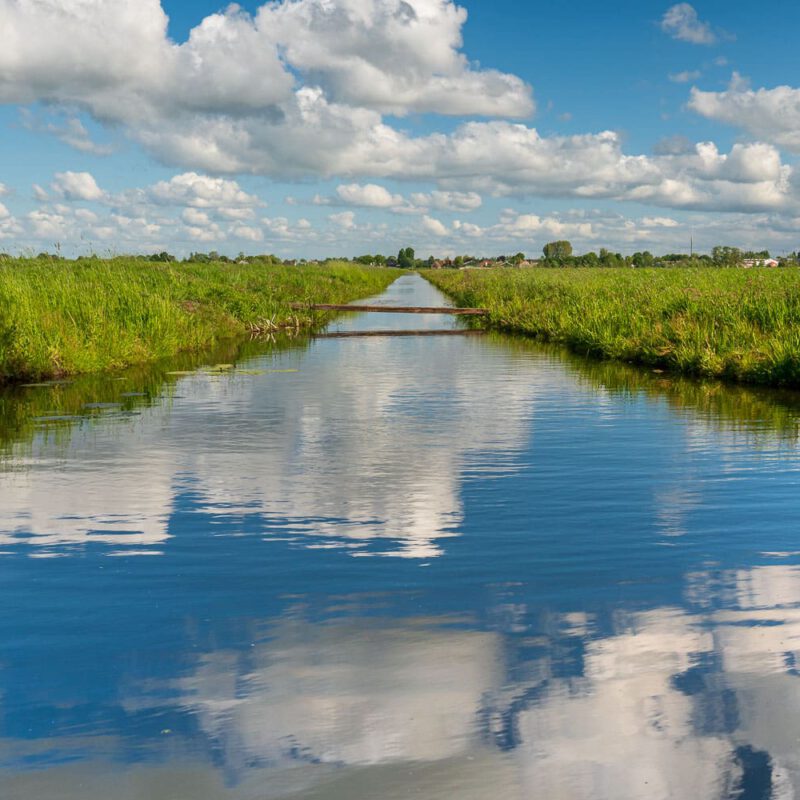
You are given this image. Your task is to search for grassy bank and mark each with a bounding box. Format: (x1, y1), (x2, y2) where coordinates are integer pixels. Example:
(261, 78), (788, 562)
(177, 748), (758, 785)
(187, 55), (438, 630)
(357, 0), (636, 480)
(0, 258), (399, 381)
(425, 267), (800, 387)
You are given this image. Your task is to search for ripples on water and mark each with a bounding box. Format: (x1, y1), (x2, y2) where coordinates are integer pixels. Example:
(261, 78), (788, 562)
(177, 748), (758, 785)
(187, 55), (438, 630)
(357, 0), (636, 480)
(2, 274), (800, 798)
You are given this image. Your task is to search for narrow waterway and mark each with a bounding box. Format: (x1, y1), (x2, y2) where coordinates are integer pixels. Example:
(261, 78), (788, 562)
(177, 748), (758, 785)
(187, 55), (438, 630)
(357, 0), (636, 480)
(2, 273), (800, 798)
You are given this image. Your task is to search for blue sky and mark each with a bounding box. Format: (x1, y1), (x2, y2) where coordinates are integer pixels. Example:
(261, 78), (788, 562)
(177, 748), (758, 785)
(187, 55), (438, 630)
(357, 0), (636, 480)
(1, 0), (799, 257)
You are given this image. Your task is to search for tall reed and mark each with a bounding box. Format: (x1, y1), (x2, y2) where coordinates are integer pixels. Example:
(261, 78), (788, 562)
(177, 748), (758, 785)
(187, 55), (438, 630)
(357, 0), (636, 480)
(425, 267), (800, 387)
(0, 258), (399, 381)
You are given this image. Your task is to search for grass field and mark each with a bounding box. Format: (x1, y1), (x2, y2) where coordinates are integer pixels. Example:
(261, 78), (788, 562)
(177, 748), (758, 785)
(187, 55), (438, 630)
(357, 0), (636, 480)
(0, 258), (399, 381)
(425, 267), (800, 387)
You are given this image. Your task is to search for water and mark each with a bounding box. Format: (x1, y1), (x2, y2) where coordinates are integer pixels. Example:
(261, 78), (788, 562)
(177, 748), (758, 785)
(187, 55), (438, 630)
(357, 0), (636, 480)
(2, 274), (800, 798)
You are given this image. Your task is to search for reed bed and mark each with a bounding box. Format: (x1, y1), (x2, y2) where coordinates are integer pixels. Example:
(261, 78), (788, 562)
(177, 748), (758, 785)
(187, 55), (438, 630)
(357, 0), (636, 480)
(0, 258), (398, 381)
(425, 267), (800, 387)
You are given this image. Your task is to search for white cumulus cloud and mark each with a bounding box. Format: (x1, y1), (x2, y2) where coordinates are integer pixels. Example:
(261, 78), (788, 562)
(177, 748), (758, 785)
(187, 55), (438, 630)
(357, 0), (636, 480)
(230, 224), (263, 242)
(422, 215), (448, 236)
(329, 210), (356, 230)
(410, 190), (482, 212)
(336, 183), (403, 208)
(689, 81), (800, 154)
(149, 173), (261, 209)
(51, 171), (105, 201)
(660, 3), (717, 45)
(0, 0), (531, 124)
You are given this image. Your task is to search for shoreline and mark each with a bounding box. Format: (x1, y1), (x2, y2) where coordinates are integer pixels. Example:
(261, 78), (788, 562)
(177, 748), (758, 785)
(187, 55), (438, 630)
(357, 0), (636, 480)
(423, 267), (800, 390)
(0, 259), (399, 384)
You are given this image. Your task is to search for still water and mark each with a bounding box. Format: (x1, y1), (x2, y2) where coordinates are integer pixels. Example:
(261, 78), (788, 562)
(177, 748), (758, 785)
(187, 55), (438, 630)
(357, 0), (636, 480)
(2, 274), (800, 798)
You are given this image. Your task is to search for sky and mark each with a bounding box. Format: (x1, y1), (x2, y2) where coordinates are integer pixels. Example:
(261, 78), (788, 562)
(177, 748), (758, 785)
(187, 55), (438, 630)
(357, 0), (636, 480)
(1, 0), (799, 258)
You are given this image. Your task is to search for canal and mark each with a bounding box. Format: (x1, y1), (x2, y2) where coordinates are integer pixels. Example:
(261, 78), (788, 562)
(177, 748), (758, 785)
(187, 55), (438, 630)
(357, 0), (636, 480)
(1, 273), (799, 798)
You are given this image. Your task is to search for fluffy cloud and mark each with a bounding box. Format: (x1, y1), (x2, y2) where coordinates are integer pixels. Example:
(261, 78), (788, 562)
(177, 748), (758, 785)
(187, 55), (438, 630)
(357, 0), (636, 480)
(181, 208), (210, 226)
(1, 0), (785, 220)
(336, 183), (404, 208)
(27, 208), (68, 239)
(149, 173), (261, 209)
(329, 210), (357, 230)
(9, 171), (800, 257)
(230, 224), (263, 242)
(0, 214), (23, 240)
(689, 81), (800, 153)
(660, 3), (717, 45)
(0, 0), (531, 122)
(262, 215), (318, 241)
(184, 222), (224, 243)
(51, 171), (105, 201)
(264, 0), (533, 117)
(641, 216), (680, 227)
(410, 190), (482, 212)
(421, 214), (448, 236)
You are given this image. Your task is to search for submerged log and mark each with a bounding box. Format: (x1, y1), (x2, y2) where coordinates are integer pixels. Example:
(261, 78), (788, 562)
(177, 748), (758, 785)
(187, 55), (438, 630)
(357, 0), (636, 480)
(291, 303), (488, 315)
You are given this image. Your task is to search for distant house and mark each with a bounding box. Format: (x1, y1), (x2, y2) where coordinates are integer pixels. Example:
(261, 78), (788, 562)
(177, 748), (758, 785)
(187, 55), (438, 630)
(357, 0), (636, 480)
(386, 257), (398, 267)
(430, 260), (444, 269)
(742, 258), (779, 268)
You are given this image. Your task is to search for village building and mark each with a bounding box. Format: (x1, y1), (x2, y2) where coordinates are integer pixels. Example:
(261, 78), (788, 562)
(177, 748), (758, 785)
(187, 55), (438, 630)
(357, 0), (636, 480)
(742, 258), (779, 268)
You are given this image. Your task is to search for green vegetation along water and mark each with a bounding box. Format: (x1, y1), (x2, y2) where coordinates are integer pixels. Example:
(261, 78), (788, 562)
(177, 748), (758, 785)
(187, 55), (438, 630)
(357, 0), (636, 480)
(425, 267), (800, 388)
(0, 258), (399, 383)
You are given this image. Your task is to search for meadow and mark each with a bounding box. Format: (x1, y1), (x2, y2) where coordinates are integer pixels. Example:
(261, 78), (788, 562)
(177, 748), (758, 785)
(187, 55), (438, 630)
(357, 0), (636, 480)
(0, 258), (398, 382)
(425, 267), (800, 387)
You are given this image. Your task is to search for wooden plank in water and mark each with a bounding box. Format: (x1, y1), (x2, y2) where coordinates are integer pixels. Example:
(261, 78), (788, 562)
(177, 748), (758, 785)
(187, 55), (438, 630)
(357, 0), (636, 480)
(314, 329), (486, 339)
(291, 303), (488, 315)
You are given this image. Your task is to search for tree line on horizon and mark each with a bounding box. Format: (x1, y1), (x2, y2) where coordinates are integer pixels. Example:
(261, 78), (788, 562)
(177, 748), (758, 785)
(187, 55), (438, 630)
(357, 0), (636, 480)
(355, 243), (797, 269)
(3, 242), (798, 269)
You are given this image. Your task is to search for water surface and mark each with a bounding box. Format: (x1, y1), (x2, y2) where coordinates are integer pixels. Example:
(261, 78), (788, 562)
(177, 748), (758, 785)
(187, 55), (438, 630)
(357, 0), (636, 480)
(2, 274), (800, 798)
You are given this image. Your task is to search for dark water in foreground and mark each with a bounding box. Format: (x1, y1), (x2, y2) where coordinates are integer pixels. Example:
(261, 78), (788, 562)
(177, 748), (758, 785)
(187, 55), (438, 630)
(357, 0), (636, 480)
(2, 274), (800, 798)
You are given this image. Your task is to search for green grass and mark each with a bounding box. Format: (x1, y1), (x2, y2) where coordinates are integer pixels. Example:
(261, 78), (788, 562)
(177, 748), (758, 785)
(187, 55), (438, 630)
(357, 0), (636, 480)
(0, 258), (399, 382)
(425, 267), (800, 388)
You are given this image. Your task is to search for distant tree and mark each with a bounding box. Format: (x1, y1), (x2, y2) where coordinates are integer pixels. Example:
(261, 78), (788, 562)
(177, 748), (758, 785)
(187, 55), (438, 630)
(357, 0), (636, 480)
(743, 250), (771, 259)
(543, 241), (573, 260)
(397, 247), (416, 269)
(631, 251), (654, 268)
(711, 246), (742, 266)
(454, 255), (464, 267)
(147, 251), (176, 263)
